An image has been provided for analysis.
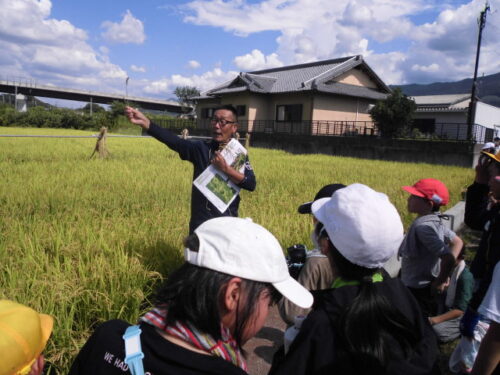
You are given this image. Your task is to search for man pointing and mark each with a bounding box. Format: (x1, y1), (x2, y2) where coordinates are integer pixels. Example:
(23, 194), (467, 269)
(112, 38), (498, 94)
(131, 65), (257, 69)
(125, 105), (256, 233)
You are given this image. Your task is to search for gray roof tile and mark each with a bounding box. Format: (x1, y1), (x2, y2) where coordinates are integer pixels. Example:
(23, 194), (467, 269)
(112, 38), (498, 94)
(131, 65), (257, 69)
(316, 82), (388, 100)
(204, 55), (390, 99)
(411, 94), (470, 106)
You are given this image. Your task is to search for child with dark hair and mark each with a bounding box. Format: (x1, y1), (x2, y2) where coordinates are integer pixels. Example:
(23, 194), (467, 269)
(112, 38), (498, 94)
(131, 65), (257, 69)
(399, 178), (463, 316)
(69, 217), (312, 375)
(428, 246), (474, 343)
(269, 184), (440, 375)
(278, 183), (345, 326)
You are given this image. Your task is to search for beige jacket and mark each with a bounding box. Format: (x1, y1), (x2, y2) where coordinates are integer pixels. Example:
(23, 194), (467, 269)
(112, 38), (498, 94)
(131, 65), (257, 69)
(279, 251), (334, 326)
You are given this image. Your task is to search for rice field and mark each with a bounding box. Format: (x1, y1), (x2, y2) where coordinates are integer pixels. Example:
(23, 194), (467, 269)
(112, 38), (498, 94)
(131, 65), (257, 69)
(0, 126), (474, 373)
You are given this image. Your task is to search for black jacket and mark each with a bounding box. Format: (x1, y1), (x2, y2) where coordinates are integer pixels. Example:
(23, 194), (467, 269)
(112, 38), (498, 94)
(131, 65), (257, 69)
(69, 320), (247, 375)
(269, 277), (440, 375)
(464, 182), (500, 310)
(148, 123), (256, 233)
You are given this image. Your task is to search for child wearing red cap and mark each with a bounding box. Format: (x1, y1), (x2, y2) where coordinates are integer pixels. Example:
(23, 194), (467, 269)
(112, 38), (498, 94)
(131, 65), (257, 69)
(398, 178), (463, 317)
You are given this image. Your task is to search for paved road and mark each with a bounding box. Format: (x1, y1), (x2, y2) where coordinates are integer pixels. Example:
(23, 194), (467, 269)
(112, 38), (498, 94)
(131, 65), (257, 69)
(244, 305), (286, 375)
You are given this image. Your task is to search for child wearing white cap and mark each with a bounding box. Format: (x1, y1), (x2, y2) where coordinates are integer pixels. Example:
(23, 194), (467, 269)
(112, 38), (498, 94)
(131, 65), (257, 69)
(269, 184), (440, 375)
(69, 217), (312, 375)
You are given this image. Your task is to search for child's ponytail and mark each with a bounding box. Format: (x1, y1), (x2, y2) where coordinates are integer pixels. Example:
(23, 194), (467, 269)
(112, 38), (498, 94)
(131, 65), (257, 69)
(330, 244), (419, 373)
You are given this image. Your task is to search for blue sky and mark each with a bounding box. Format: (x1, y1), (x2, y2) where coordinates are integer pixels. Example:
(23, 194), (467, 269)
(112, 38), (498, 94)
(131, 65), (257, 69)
(0, 0), (499, 103)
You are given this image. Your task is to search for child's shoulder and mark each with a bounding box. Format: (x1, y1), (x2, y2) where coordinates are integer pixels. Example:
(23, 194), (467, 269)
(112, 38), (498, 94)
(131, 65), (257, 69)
(411, 213), (442, 228)
(459, 266), (474, 281)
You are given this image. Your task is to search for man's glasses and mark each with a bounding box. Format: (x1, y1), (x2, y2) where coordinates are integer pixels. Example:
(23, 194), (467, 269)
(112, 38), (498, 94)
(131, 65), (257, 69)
(210, 117), (236, 126)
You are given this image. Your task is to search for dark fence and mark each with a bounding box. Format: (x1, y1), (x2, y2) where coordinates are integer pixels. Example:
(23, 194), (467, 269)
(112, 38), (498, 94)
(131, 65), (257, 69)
(153, 118), (493, 143)
(153, 118), (373, 135)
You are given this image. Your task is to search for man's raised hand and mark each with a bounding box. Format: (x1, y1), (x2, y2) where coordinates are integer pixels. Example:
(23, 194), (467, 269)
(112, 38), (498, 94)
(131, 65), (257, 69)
(125, 106), (150, 130)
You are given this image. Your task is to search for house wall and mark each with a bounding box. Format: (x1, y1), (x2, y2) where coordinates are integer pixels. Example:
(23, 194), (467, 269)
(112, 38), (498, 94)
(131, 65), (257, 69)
(312, 94), (374, 122)
(245, 95), (270, 121)
(334, 68), (378, 89)
(412, 111), (468, 140)
(413, 111), (467, 124)
(475, 102), (500, 130)
(196, 98), (221, 120)
(197, 94), (261, 131)
(198, 92), (377, 135)
(267, 93), (312, 120)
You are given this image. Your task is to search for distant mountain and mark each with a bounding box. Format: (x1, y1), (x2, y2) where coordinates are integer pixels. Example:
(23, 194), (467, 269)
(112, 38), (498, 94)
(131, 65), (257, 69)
(393, 72), (500, 108)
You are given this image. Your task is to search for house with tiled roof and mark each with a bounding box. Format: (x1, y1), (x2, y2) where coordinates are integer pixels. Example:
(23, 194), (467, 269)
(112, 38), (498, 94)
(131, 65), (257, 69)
(411, 94), (500, 141)
(195, 55), (391, 135)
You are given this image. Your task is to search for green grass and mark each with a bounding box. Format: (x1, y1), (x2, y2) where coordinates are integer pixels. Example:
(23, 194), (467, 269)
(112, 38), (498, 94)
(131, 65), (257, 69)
(0, 126), (474, 373)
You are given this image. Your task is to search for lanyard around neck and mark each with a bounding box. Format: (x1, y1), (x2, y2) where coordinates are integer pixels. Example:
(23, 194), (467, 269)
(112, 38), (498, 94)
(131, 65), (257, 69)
(331, 272), (383, 289)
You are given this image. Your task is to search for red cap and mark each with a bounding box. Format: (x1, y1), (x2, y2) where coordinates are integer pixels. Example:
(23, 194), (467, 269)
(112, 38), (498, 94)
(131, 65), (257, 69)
(402, 178), (449, 206)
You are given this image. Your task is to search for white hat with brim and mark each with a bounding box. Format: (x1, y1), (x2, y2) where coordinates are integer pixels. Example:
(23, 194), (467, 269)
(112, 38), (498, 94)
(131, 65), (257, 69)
(187, 217), (313, 309)
(482, 142), (495, 150)
(311, 183), (404, 269)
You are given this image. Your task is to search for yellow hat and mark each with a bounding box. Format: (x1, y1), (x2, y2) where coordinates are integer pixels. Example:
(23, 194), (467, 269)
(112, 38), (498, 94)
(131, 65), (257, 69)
(481, 150), (500, 164)
(0, 300), (53, 375)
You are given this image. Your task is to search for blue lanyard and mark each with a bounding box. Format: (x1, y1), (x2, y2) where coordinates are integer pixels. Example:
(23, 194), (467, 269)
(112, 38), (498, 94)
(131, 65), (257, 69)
(123, 325), (145, 375)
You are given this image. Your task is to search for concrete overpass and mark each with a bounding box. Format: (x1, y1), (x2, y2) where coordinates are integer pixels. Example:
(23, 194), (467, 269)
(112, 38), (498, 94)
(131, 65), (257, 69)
(0, 79), (186, 112)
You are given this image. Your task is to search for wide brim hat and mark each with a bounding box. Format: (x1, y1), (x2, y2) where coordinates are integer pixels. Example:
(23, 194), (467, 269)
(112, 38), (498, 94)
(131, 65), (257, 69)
(481, 150), (500, 164)
(0, 300), (54, 375)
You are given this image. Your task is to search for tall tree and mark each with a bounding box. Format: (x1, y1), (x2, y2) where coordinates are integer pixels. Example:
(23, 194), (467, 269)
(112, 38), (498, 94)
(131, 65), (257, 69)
(370, 88), (416, 138)
(81, 103), (105, 114)
(174, 86), (200, 111)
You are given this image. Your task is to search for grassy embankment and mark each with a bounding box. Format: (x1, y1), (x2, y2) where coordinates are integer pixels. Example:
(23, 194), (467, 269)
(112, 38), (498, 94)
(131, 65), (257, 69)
(0, 126), (473, 373)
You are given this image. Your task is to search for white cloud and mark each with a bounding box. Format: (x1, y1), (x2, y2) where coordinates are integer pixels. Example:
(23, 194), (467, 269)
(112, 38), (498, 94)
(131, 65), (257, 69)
(411, 63), (439, 73)
(144, 67), (238, 95)
(101, 10), (146, 44)
(400, 0), (500, 83)
(131, 64), (146, 73)
(364, 52), (406, 85)
(188, 60), (201, 69)
(0, 0), (87, 46)
(182, 0), (500, 85)
(182, 0), (422, 72)
(99, 46), (110, 55)
(233, 49), (283, 71)
(0, 0), (127, 92)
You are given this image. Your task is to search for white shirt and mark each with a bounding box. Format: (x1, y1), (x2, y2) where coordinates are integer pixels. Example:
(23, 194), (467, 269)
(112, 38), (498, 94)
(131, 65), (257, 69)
(478, 262), (500, 323)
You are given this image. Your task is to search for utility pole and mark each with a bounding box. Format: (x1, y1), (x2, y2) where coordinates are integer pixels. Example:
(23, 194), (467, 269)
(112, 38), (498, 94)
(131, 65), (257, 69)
(467, 2), (490, 141)
(125, 77), (129, 104)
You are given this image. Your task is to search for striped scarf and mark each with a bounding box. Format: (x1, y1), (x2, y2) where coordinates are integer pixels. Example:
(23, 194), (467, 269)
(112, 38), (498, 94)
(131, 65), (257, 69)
(140, 306), (248, 372)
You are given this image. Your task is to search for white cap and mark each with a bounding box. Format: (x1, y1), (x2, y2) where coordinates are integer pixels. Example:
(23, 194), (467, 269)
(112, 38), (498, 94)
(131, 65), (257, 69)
(185, 217), (313, 309)
(482, 142), (495, 150)
(311, 183), (404, 269)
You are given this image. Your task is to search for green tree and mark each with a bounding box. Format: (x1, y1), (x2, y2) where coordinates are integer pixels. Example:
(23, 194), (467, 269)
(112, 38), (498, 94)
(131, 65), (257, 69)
(174, 86), (200, 111)
(80, 103), (105, 115)
(369, 88), (416, 138)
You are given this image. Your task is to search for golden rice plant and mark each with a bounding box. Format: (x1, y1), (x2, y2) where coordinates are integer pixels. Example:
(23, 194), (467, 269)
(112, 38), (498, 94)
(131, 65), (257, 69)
(0, 126), (473, 373)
